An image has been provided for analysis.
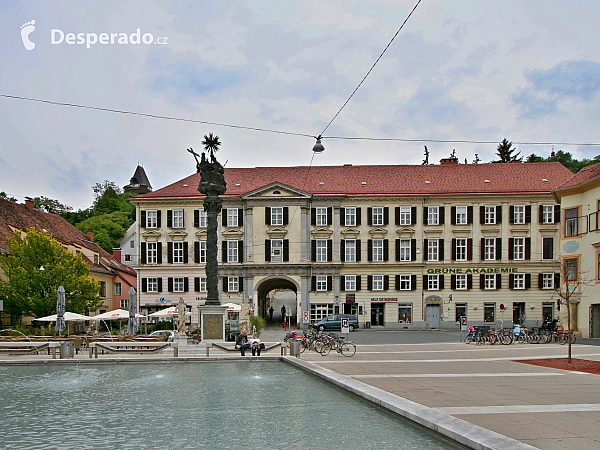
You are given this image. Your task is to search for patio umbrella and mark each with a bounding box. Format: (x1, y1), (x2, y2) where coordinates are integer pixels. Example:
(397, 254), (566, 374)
(127, 287), (138, 335)
(222, 302), (241, 312)
(148, 306), (192, 317)
(56, 286), (66, 336)
(35, 312), (92, 322)
(91, 309), (145, 320)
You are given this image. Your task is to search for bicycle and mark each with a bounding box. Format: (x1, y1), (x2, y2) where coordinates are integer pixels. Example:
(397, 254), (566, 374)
(320, 335), (356, 357)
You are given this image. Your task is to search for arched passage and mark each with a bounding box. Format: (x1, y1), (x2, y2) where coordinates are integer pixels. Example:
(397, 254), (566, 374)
(255, 276), (299, 324)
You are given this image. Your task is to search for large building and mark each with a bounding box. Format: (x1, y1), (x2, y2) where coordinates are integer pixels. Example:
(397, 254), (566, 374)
(130, 159), (574, 330)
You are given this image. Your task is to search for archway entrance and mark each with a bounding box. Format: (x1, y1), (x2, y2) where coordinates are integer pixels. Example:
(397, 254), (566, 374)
(256, 277), (299, 327)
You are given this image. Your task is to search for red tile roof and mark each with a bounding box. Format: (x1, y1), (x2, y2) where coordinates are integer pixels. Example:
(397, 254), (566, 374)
(136, 162), (574, 200)
(554, 163), (600, 191)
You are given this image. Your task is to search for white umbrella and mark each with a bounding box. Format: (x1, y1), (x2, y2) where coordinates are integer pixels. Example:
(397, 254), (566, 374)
(222, 302), (241, 312)
(35, 312), (93, 322)
(149, 306), (192, 317)
(91, 309), (145, 320)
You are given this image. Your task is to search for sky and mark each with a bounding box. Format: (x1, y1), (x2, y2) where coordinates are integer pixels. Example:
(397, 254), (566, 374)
(1, 0), (600, 209)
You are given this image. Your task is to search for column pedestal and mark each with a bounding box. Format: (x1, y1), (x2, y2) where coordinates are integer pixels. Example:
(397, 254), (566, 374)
(199, 305), (228, 343)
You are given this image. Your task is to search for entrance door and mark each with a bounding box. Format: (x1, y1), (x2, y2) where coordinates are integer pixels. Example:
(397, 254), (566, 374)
(513, 302), (525, 325)
(426, 305), (440, 328)
(371, 303), (385, 326)
(591, 304), (600, 338)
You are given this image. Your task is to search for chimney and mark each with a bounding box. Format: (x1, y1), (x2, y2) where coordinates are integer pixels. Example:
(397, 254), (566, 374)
(87, 231), (94, 241)
(113, 249), (122, 262)
(24, 197), (34, 210)
(440, 157), (459, 165)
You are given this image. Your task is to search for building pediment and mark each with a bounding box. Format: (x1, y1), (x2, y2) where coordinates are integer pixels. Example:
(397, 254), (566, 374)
(368, 227), (388, 238)
(396, 227), (415, 236)
(241, 182), (311, 200)
(341, 227), (361, 238)
(480, 228), (501, 236)
(141, 230), (161, 241)
(223, 229), (244, 240)
(311, 227), (333, 239)
(195, 229), (208, 239)
(167, 230), (188, 241)
(266, 227), (288, 239)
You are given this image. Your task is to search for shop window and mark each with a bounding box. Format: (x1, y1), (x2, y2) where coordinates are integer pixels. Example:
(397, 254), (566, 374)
(484, 303), (495, 323)
(455, 303), (466, 322)
(398, 304), (412, 324)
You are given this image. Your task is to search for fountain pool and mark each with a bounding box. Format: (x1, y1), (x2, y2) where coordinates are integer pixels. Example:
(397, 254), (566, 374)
(0, 361), (462, 449)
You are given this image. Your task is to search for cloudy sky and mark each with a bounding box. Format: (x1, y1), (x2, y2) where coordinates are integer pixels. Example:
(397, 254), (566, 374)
(1, 0), (599, 209)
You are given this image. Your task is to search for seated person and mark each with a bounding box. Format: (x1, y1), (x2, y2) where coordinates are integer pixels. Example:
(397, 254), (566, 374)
(249, 332), (262, 356)
(236, 330), (250, 356)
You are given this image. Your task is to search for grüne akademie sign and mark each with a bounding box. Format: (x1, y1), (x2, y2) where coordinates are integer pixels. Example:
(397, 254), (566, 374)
(426, 267), (519, 274)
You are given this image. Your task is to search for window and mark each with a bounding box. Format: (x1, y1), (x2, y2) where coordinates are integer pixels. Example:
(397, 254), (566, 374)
(427, 239), (439, 262)
(372, 207), (384, 226)
(427, 275), (440, 290)
(542, 205), (554, 224)
(455, 238), (467, 261)
(147, 242), (158, 264)
(399, 239), (411, 261)
(566, 258), (578, 281)
(124, 254), (132, 262)
(565, 208), (578, 237)
(316, 207), (328, 226)
(455, 303), (466, 322)
(316, 240), (328, 262)
(227, 209), (238, 227)
(484, 303), (495, 323)
(345, 240), (356, 263)
(542, 237), (554, 260)
(345, 207), (356, 226)
(198, 277), (207, 292)
(316, 276), (328, 291)
(228, 277), (239, 292)
(513, 205), (525, 224)
(484, 238), (496, 261)
(199, 241), (207, 263)
(227, 241), (239, 263)
(120, 299), (128, 309)
(129, 240), (134, 248)
(372, 239), (384, 262)
(455, 206), (467, 225)
(94, 254), (99, 265)
(173, 277), (185, 292)
(399, 206), (412, 226)
(372, 275), (384, 291)
(541, 273), (555, 289)
(198, 209), (207, 228)
(484, 206), (496, 224)
(113, 282), (121, 296)
(399, 275), (411, 290)
(398, 304), (412, 324)
(513, 273), (525, 289)
(173, 242), (184, 264)
(147, 277), (158, 292)
(427, 206), (439, 225)
(271, 207), (283, 226)
(310, 304), (334, 322)
(146, 210), (158, 228)
(455, 274), (467, 290)
(513, 237), (525, 260)
(99, 281), (107, 297)
(484, 274), (496, 290)
(271, 239), (283, 262)
(345, 275), (356, 291)
(172, 209), (184, 228)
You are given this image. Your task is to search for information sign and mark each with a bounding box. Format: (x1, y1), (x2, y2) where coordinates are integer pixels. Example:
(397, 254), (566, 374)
(303, 310), (310, 324)
(460, 316), (467, 331)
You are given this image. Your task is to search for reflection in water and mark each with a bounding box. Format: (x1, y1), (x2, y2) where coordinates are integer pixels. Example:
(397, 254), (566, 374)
(1, 362), (460, 449)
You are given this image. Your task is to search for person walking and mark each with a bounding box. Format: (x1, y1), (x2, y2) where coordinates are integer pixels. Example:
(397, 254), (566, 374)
(281, 305), (286, 321)
(268, 306), (274, 321)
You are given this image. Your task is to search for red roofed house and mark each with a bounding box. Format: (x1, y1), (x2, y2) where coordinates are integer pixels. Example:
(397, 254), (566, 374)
(130, 159), (576, 331)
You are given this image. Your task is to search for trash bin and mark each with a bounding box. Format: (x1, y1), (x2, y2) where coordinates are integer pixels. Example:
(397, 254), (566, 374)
(60, 341), (74, 359)
(289, 340), (301, 357)
(364, 321), (371, 329)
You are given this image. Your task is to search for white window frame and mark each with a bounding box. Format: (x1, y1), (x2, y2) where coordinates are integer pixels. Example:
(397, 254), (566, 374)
(372, 275), (384, 291)
(198, 209), (207, 228)
(372, 239), (384, 262)
(513, 273), (525, 289)
(399, 206), (411, 226)
(344, 275), (356, 291)
(484, 206), (496, 225)
(316, 276), (328, 291)
(172, 209), (184, 228)
(199, 241), (207, 264)
(427, 274), (440, 290)
(399, 239), (411, 261)
(316, 240), (328, 262)
(455, 238), (467, 261)
(316, 207), (328, 226)
(228, 276), (239, 292)
(227, 240), (239, 263)
(513, 237), (525, 260)
(173, 241), (184, 264)
(120, 299), (128, 309)
(484, 274), (496, 290)
(484, 238), (496, 261)
(427, 239), (439, 262)
(398, 304), (412, 324)
(542, 236), (554, 260)
(310, 304), (334, 322)
(455, 274), (467, 290)
(227, 209), (238, 227)
(147, 242), (158, 265)
(199, 277), (207, 292)
(271, 239), (283, 262)
(173, 277), (185, 293)
(372, 207), (384, 226)
(399, 275), (411, 290)
(513, 205), (525, 224)
(345, 208), (356, 226)
(113, 282), (122, 296)
(147, 277), (158, 292)
(427, 206), (439, 225)
(146, 210), (158, 228)
(542, 205), (554, 224)
(271, 207), (283, 226)
(345, 240), (356, 263)
(484, 303), (495, 323)
(542, 273), (554, 289)
(455, 206), (467, 225)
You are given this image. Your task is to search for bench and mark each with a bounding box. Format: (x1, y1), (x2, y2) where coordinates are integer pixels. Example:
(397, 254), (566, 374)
(0, 341), (62, 358)
(206, 342), (287, 357)
(89, 341), (178, 358)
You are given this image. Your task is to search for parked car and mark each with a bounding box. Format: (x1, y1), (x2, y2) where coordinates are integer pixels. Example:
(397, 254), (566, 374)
(149, 330), (175, 341)
(312, 314), (359, 332)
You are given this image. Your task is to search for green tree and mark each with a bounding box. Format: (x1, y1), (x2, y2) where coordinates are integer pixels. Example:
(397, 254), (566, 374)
(525, 153), (546, 163)
(494, 138), (522, 163)
(525, 150), (600, 173)
(92, 180), (136, 220)
(0, 228), (102, 319)
(76, 211), (132, 252)
(0, 192), (18, 202)
(33, 196), (73, 215)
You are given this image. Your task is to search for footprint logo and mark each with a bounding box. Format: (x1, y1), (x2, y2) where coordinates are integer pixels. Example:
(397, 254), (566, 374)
(20, 20), (36, 50)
